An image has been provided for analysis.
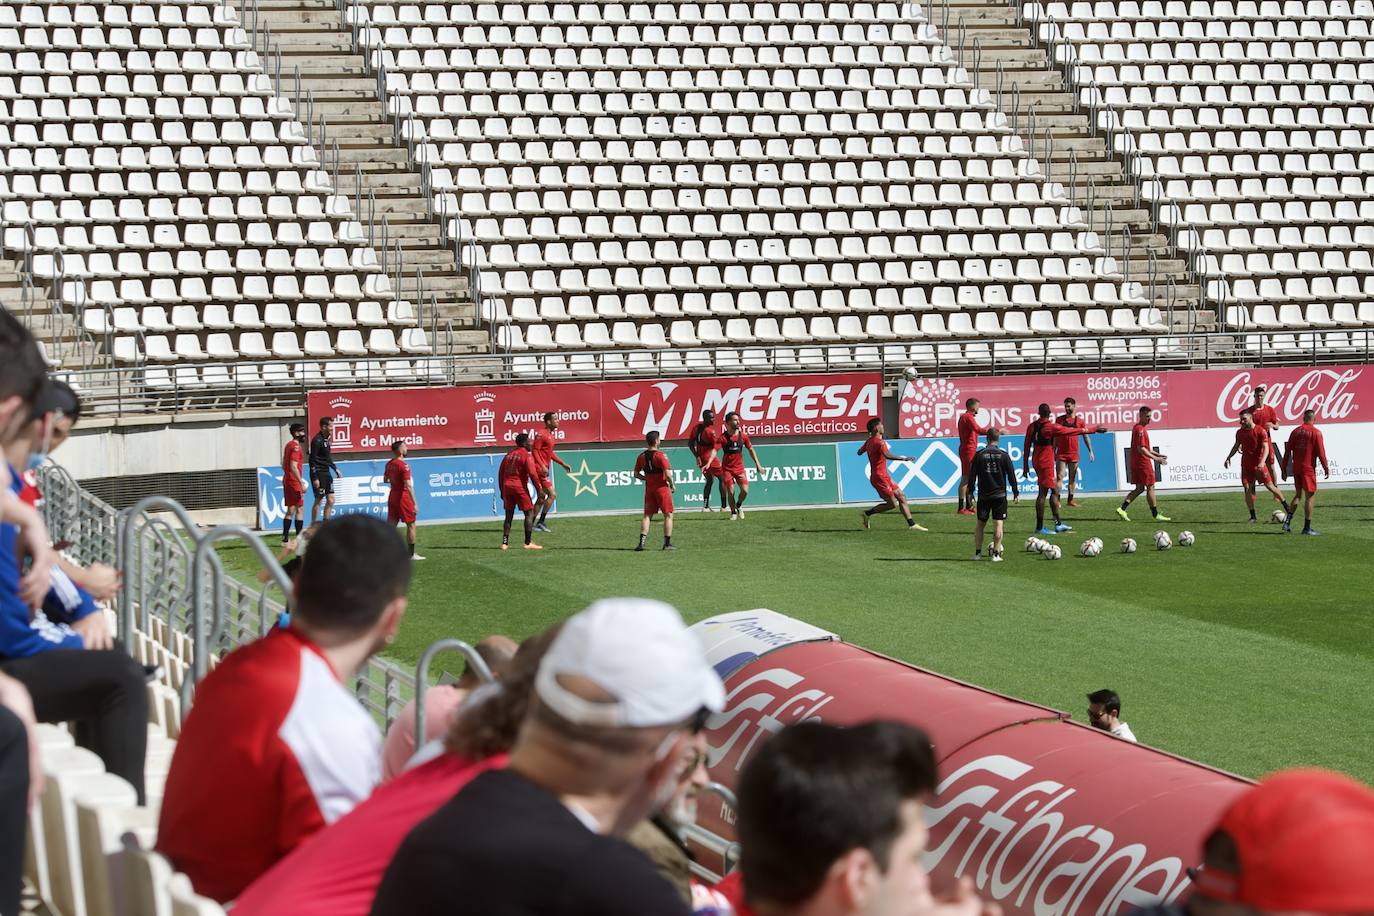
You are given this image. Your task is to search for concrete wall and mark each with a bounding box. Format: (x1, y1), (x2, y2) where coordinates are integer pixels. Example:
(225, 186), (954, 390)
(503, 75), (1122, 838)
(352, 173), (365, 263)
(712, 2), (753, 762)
(59, 411), (296, 481)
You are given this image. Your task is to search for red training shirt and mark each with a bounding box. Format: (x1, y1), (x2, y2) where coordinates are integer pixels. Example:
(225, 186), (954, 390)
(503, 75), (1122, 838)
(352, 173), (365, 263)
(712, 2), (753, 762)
(634, 448), (672, 489)
(1250, 404), (1279, 432)
(691, 423), (722, 469)
(720, 429), (752, 473)
(532, 430), (559, 474)
(1285, 423), (1329, 475)
(1234, 427), (1270, 466)
(1024, 418), (1082, 469)
(1130, 423), (1153, 467)
(156, 627), (381, 902)
(1054, 414), (1089, 461)
(957, 411), (989, 455)
(233, 753), (507, 916)
(283, 440), (304, 489)
(383, 457), (411, 498)
(499, 448), (538, 490)
(860, 436), (894, 483)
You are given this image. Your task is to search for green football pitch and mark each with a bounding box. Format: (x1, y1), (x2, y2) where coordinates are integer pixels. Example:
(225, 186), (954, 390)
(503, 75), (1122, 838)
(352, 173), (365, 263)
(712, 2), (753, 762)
(219, 487), (1374, 784)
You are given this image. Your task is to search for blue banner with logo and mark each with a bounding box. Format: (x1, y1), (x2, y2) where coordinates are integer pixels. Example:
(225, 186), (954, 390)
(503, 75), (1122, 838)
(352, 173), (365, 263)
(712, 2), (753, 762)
(258, 454), (500, 528)
(838, 436), (1119, 503)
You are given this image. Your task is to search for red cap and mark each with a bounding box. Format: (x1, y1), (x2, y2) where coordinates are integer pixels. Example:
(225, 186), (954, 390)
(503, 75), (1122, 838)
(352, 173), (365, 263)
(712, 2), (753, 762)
(1195, 769), (1374, 913)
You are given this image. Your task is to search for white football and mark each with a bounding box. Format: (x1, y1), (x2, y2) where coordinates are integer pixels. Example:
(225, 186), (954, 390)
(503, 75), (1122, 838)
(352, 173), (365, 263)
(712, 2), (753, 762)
(1154, 530), (1172, 550)
(1025, 537), (1043, 553)
(1089, 537), (1104, 552)
(1043, 544), (1062, 560)
(1121, 537), (1137, 554)
(1271, 508), (1288, 524)
(1179, 530), (1195, 546)
(1079, 539), (1101, 557)
(903, 366), (918, 380)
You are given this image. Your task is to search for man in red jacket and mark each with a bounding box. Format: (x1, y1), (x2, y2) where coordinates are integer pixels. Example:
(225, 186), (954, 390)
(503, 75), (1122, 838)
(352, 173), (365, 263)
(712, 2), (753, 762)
(1282, 408), (1330, 535)
(955, 398), (990, 516)
(499, 433), (542, 551)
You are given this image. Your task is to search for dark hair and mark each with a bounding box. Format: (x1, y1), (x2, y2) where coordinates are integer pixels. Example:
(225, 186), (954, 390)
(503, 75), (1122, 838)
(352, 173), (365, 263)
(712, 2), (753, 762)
(319, 416), (332, 428)
(645, 430), (660, 446)
(866, 417), (881, 434)
(289, 423), (306, 437)
(1239, 408), (1254, 418)
(965, 398), (979, 410)
(987, 427), (1001, 442)
(446, 625), (561, 760)
(737, 721), (936, 907)
(1304, 409), (1315, 422)
(1064, 397), (1076, 407)
(391, 440), (404, 454)
(294, 515), (411, 637)
(702, 409), (715, 421)
(515, 432), (530, 448)
(1138, 405), (1151, 416)
(0, 309), (46, 409)
(543, 411), (555, 422)
(724, 411), (738, 423)
(1087, 689), (1122, 715)
(1038, 403), (1052, 418)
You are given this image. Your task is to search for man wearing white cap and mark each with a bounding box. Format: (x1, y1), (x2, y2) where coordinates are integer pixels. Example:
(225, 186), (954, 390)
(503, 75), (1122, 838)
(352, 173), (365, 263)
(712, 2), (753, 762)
(370, 598), (726, 916)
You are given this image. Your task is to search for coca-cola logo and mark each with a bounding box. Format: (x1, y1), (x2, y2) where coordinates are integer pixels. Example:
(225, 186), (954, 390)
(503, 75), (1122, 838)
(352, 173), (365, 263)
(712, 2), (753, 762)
(1215, 369), (1363, 423)
(613, 380), (880, 437)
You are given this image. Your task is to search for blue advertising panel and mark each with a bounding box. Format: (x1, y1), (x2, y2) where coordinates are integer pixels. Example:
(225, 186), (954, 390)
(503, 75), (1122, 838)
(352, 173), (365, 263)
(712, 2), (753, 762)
(838, 436), (1118, 503)
(258, 454), (499, 528)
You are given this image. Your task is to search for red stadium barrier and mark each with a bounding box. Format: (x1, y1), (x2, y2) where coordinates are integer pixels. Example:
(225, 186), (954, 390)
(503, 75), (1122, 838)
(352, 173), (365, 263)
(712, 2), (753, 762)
(693, 618), (1251, 916)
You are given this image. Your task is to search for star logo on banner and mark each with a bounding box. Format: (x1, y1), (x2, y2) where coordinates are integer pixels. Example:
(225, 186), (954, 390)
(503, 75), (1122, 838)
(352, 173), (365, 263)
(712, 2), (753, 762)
(565, 459), (603, 497)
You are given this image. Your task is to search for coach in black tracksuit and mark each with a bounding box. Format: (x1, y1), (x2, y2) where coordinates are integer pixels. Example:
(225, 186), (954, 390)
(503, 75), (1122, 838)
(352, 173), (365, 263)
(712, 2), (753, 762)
(308, 416), (340, 524)
(966, 427), (1019, 561)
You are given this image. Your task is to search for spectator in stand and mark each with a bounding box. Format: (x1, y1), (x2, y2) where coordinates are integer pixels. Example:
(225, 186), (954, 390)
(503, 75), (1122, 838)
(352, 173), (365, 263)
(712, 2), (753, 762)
(234, 625), (560, 916)
(721, 721), (1000, 916)
(0, 332), (148, 802)
(157, 514), (411, 902)
(1087, 689), (1137, 743)
(370, 598), (726, 916)
(380, 634), (518, 781)
(0, 671), (40, 916)
(1133, 769), (1374, 916)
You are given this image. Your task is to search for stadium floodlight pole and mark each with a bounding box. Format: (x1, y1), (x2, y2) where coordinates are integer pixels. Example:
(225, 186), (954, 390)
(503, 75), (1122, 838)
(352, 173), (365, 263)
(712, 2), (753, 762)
(413, 638), (495, 748)
(119, 496), (208, 657)
(185, 526), (293, 719)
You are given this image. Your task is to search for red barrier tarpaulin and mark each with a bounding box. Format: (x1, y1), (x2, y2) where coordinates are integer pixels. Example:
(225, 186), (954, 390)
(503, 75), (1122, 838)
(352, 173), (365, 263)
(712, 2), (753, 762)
(308, 372), (882, 453)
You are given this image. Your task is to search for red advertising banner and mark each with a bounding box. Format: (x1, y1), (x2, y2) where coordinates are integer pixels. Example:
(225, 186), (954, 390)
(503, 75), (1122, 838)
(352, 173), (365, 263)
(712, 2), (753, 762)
(699, 641), (1250, 916)
(308, 372), (882, 453)
(899, 364), (1373, 437)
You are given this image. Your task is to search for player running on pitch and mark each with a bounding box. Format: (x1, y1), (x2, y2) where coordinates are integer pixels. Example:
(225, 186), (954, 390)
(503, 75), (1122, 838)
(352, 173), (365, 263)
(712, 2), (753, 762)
(966, 427), (1019, 561)
(633, 431), (676, 551)
(498, 433), (542, 551)
(1224, 409), (1288, 525)
(1055, 397), (1094, 508)
(1282, 408), (1330, 535)
(384, 440), (423, 559)
(281, 423), (307, 543)
(687, 409), (729, 512)
(858, 418), (927, 532)
(1023, 404), (1105, 535)
(956, 398), (990, 516)
(1117, 405), (1171, 522)
(1249, 383), (1282, 483)
(532, 411), (571, 533)
(719, 412), (764, 520)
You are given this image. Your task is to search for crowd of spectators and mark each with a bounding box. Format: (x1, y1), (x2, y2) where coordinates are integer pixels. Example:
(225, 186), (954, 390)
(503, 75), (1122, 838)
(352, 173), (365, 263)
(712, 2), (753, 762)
(3, 308), (1373, 916)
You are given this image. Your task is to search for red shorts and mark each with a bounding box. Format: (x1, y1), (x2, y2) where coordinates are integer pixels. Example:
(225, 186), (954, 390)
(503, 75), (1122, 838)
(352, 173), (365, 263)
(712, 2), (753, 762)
(699, 461), (722, 480)
(871, 476), (897, 501)
(388, 495), (417, 524)
(283, 484), (304, 508)
(644, 486), (674, 516)
(1034, 462), (1057, 490)
(502, 483), (533, 513)
(1241, 463), (1271, 487)
(720, 461), (746, 489)
(536, 472), (553, 492)
(959, 450), (976, 475)
(1292, 469), (1318, 492)
(1130, 463), (1156, 487)
(1055, 452), (1078, 464)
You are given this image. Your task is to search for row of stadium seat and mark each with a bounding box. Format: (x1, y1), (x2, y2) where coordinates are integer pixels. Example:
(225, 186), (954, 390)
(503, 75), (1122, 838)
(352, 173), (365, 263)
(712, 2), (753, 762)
(143, 358), (446, 390)
(111, 326), (433, 362)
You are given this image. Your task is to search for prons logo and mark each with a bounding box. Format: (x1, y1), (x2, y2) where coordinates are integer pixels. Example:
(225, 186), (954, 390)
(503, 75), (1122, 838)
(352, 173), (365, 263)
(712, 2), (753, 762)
(473, 390), (497, 443)
(900, 378), (963, 437)
(926, 755), (1190, 916)
(615, 380), (880, 436)
(1215, 368), (1363, 424)
(705, 666), (835, 770)
(329, 396), (355, 449)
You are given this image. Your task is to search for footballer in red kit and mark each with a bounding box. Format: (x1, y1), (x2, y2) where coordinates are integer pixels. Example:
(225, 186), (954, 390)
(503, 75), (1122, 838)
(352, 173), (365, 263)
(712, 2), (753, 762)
(384, 440), (423, 559)
(1224, 409), (1288, 524)
(858, 418), (926, 532)
(498, 433), (542, 550)
(1022, 404), (1103, 535)
(1117, 405), (1171, 523)
(281, 423), (307, 544)
(956, 398), (990, 515)
(1054, 397), (1094, 508)
(1249, 384), (1282, 481)
(633, 431), (677, 551)
(687, 409), (729, 512)
(1282, 408), (1330, 534)
(531, 411), (572, 534)
(719, 412), (764, 520)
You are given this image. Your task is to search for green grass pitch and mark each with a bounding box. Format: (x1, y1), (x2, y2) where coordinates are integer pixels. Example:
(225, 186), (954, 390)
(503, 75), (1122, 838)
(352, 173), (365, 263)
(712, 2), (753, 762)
(220, 487), (1374, 784)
